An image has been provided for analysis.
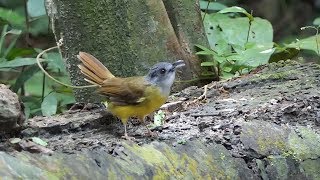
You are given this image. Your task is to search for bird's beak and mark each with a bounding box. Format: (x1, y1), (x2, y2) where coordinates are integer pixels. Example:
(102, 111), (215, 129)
(172, 60), (185, 69)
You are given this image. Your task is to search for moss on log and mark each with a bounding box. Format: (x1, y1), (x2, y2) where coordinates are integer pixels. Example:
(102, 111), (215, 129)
(0, 141), (255, 179)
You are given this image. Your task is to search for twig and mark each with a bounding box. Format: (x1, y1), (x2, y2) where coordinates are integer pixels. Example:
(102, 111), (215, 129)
(202, 0), (211, 22)
(36, 45), (98, 89)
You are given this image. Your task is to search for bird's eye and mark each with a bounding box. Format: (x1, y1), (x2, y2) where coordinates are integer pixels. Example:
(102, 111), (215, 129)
(160, 68), (166, 74)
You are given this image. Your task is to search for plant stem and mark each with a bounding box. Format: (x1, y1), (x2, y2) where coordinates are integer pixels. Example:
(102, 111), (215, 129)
(23, 0), (31, 46)
(0, 25), (8, 56)
(202, 0), (211, 22)
(41, 64), (47, 102)
(246, 10), (253, 46)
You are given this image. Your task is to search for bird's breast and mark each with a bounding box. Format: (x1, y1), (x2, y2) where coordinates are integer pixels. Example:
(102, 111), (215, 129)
(109, 86), (167, 120)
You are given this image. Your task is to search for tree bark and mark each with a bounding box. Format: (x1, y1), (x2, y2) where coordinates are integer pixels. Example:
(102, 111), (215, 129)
(45, 0), (212, 102)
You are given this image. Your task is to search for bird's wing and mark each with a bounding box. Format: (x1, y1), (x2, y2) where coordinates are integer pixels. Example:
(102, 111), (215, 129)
(97, 76), (150, 106)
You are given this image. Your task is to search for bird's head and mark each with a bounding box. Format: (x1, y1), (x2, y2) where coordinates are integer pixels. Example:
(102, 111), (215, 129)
(145, 60), (185, 95)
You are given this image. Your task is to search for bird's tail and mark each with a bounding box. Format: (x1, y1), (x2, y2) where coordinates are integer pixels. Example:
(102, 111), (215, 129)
(77, 52), (115, 85)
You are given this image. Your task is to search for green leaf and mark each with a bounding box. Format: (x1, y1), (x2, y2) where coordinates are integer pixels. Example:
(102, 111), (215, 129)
(21, 96), (42, 118)
(269, 47), (300, 63)
(214, 39), (231, 56)
(231, 44), (245, 54)
(218, 6), (253, 21)
(41, 93), (58, 116)
(0, 7), (25, 28)
(219, 17), (250, 48)
(195, 44), (214, 52)
(55, 92), (75, 107)
(46, 52), (66, 73)
(313, 17), (320, 26)
(24, 105), (31, 120)
(199, 1), (227, 11)
(3, 29), (21, 58)
(0, 25), (8, 55)
(287, 35), (320, 55)
(202, 13), (229, 49)
(223, 66), (233, 72)
(232, 43), (275, 67)
(196, 51), (215, 55)
(31, 137), (48, 146)
(6, 48), (36, 60)
(6, 29), (22, 35)
(0, 58), (43, 68)
(221, 71), (237, 80)
(29, 16), (49, 36)
(203, 14), (273, 51)
(154, 110), (165, 126)
(24, 71), (55, 97)
(27, 0), (46, 17)
(201, 61), (215, 66)
(215, 56), (227, 64)
(248, 17), (273, 43)
(204, 14), (250, 48)
(11, 65), (40, 93)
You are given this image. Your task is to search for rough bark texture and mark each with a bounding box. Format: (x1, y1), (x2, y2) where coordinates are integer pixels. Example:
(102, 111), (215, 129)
(1, 62), (320, 179)
(0, 141), (256, 179)
(45, 0), (210, 102)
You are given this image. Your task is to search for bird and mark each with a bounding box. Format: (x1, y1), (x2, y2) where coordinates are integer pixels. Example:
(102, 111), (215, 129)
(77, 52), (185, 140)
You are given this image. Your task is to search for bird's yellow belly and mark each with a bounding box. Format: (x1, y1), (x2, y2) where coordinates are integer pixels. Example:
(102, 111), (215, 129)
(108, 87), (167, 121)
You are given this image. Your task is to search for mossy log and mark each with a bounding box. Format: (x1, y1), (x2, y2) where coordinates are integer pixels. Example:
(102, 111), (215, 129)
(1, 62), (320, 179)
(0, 141), (255, 179)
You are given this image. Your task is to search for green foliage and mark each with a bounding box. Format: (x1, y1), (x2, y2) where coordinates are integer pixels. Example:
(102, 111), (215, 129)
(153, 110), (165, 127)
(0, 58), (43, 68)
(0, 7), (25, 28)
(148, 110), (166, 129)
(198, 2), (320, 79)
(41, 92), (58, 116)
(288, 35), (320, 55)
(0, 0), (49, 35)
(0, 25), (22, 58)
(198, 6), (274, 79)
(0, 3), (75, 118)
(313, 17), (320, 26)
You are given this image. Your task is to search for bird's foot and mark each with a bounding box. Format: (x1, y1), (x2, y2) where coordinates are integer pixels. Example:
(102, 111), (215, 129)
(121, 134), (135, 141)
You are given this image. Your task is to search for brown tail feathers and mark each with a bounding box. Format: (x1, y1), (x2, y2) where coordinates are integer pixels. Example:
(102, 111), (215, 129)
(77, 52), (114, 85)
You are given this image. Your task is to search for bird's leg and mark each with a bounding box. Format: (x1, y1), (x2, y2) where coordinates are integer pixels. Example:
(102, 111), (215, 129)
(121, 122), (135, 141)
(142, 117), (157, 137)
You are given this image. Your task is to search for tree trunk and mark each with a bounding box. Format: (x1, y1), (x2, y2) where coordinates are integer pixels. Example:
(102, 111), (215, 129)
(45, 0), (212, 102)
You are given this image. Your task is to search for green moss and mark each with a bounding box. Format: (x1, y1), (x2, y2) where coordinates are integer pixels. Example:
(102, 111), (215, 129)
(106, 169), (116, 179)
(288, 127), (320, 160)
(124, 142), (244, 179)
(266, 156), (289, 180)
(256, 135), (287, 155)
(252, 69), (301, 82)
(44, 173), (60, 180)
(300, 159), (320, 180)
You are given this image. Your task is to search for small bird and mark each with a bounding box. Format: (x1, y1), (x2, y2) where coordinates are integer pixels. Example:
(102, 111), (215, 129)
(77, 52), (185, 140)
